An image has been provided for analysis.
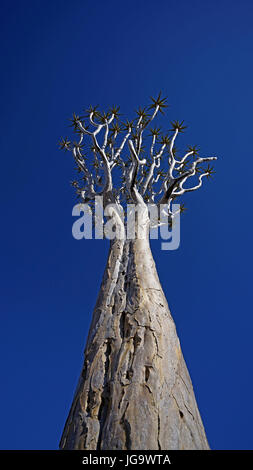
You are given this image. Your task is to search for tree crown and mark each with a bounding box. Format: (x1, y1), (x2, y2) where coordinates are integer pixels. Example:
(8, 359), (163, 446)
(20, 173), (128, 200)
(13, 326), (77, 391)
(60, 93), (217, 224)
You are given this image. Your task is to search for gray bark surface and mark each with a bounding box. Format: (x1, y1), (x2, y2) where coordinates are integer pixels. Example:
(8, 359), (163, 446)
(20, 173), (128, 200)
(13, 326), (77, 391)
(60, 236), (209, 450)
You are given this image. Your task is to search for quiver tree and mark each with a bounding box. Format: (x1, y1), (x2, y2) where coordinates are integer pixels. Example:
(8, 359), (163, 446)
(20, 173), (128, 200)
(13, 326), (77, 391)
(59, 94), (217, 450)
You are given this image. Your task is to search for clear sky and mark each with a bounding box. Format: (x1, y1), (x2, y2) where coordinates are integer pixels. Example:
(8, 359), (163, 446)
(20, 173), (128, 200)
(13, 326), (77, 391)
(0, 0), (253, 450)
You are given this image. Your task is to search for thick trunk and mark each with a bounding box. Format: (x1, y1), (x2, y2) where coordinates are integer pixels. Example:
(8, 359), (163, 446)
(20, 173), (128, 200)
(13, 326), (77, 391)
(60, 235), (209, 450)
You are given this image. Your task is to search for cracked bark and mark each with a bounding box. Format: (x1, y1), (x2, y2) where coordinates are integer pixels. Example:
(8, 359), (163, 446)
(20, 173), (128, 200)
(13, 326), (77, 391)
(59, 230), (209, 450)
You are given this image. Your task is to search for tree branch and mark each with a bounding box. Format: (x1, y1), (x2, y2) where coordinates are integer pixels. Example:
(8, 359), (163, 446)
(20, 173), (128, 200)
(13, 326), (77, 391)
(127, 140), (146, 204)
(62, 96), (217, 215)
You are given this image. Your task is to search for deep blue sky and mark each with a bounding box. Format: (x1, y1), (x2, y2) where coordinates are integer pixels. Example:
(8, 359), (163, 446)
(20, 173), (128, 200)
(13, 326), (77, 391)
(0, 0), (252, 450)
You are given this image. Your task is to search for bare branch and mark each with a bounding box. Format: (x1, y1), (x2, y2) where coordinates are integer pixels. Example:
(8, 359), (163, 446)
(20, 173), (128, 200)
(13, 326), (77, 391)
(174, 150), (194, 171)
(127, 140), (146, 204)
(172, 157), (217, 196)
(110, 126), (132, 168)
(75, 118), (113, 193)
(168, 128), (178, 177)
(63, 97), (217, 215)
(142, 142), (166, 197)
(91, 134), (112, 192)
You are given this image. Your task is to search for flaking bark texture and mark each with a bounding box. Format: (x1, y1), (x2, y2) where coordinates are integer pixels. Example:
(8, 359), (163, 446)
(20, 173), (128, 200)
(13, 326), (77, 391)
(60, 236), (209, 450)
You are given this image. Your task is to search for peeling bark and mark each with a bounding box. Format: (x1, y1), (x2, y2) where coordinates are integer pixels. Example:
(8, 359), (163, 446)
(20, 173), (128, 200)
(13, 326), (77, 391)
(60, 232), (209, 450)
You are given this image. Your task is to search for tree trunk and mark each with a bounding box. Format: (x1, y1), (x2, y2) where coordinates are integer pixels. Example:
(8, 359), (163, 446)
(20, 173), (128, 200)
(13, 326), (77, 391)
(60, 234), (209, 450)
